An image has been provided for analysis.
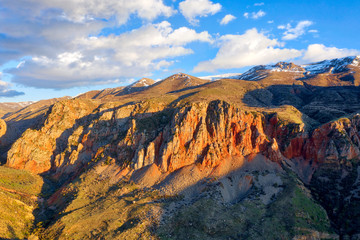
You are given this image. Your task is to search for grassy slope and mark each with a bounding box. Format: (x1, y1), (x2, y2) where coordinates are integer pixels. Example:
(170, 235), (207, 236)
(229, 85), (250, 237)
(0, 166), (44, 239)
(0, 166), (43, 195)
(39, 164), (164, 240)
(157, 171), (334, 240)
(0, 190), (35, 239)
(37, 159), (335, 240)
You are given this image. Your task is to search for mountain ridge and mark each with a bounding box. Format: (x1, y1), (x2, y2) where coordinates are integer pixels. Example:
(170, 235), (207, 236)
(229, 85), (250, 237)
(1, 56), (360, 239)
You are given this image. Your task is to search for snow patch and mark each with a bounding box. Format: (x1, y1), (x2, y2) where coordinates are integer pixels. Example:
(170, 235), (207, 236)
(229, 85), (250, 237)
(268, 68), (303, 73)
(127, 78), (154, 89)
(199, 73), (242, 81)
(238, 66), (267, 81)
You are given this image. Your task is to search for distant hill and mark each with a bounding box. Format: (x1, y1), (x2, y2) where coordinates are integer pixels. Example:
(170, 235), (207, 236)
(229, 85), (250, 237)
(0, 101), (34, 118)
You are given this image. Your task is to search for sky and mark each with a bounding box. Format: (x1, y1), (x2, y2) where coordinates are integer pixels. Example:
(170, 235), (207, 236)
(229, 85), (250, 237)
(0, 0), (359, 102)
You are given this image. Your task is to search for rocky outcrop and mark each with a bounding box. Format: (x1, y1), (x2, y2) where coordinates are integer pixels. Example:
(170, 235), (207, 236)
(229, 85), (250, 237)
(6, 100), (286, 176)
(304, 116), (360, 163)
(0, 119), (6, 138)
(146, 101), (271, 172)
(128, 101), (295, 173)
(7, 96), (360, 183)
(305, 116), (360, 236)
(273, 62), (305, 72)
(6, 99), (99, 173)
(277, 114), (360, 165)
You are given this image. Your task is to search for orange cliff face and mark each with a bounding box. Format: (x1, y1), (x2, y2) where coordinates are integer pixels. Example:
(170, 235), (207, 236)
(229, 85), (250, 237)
(5, 100), (284, 176)
(303, 116), (360, 163)
(6, 98), (360, 180)
(134, 100), (271, 172)
(6, 98), (99, 174)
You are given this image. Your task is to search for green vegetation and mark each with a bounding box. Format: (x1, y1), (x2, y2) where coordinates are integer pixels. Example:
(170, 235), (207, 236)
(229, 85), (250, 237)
(0, 190), (35, 239)
(0, 166), (44, 239)
(0, 162), (336, 240)
(310, 161), (360, 236)
(157, 172), (334, 240)
(292, 186), (331, 233)
(0, 166), (43, 196)
(39, 167), (164, 240)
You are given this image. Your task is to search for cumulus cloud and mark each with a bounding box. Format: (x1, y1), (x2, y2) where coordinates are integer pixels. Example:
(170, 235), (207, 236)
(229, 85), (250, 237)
(9, 21), (212, 88)
(1, 0), (175, 25)
(0, 1), (215, 89)
(280, 20), (313, 40)
(0, 0), (176, 65)
(194, 28), (302, 72)
(179, 0), (222, 25)
(0, 73), (25, 97)
(243, 10), (266, 19)
(302, 44), (360, 62)
(220, 14), (236, 25)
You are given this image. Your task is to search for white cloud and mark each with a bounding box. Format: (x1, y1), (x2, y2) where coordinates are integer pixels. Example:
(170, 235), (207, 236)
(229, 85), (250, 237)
(220, 14), (236, 25)
(308, 29), (318, 33)
(302, 44), (360, 62)
(0, 73), (25, 97)
(280, 20), (313, 40)
(0, 1), (216, 89)
(1, 0), (175, 25)
(9, 21), (213, 88)
(243, 10), (266, 19)
(253, 10), (266, 19)
(194, 28), (302, 72)
(254, 2), (264, 6)
(179, 0), (222, 25)
(0, 0), (176, 65)
(268, 20), (274, 24)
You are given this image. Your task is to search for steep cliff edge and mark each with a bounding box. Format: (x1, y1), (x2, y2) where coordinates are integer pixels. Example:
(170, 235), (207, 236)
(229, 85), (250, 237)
(7, 98), (99, 174)
(9, 97), (358, 180)
(6, 100), (284, 176)
(0, 97), (72, 164)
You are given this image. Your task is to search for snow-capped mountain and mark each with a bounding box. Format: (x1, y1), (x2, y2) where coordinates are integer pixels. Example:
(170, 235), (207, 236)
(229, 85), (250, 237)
(127, 78), (155, 89)
(302, 56), (360, 74)
(123, 78), (155, 94)
(236, 56), (360, 84)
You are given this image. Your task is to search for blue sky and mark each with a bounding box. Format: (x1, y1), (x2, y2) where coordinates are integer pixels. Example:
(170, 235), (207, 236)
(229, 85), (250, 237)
(0, 0), (359, 102)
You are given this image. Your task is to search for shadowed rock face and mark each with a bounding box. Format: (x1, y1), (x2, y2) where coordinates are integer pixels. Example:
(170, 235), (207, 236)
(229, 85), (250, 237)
(6, 100), (278, 175)
(6, 99), (99, 174)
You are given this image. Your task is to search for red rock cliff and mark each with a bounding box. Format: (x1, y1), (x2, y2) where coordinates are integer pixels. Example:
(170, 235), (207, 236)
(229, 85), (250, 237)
(6, 98), (360, 179)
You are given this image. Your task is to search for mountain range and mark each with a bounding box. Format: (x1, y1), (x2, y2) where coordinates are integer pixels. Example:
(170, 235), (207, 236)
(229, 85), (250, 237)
(0, 56), (360, 239)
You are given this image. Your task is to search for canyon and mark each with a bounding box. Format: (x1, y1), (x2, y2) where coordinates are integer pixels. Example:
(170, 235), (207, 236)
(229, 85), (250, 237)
(1, 56), (360, 239)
